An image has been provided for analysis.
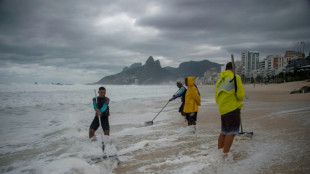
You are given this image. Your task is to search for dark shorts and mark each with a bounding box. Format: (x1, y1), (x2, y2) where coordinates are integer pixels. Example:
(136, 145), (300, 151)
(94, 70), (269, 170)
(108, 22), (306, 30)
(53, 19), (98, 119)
(90, 114), (110, 131)
(221, 108), (240, 135)
(186, 112), (197, 122)
(179, 102), (185, 114)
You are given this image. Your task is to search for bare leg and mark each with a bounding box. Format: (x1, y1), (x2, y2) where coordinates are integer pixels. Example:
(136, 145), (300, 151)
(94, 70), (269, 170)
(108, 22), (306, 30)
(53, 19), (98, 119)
(104, 130), (110, 136)
(188, 121), (195, 126)
(89, 129), (95, 138)
(218, 133), (225, 149)
(223, 134), (235, 153)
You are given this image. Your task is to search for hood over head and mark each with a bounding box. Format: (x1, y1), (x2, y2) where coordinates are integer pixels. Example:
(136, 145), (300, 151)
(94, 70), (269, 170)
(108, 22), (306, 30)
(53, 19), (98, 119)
(187, 76), (195, 87)
(219, 70), (233, 80)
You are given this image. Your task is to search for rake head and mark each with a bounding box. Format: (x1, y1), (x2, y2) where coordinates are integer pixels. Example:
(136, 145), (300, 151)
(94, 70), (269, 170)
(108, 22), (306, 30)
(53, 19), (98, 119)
(144, 121), (153, 126)
(239, 132), (254, 139)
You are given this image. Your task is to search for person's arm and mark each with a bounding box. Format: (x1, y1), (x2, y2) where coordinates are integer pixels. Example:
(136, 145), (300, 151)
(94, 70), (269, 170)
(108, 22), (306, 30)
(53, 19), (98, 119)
(215, 80), (220, 104)
(93, 98), (101, 116)
(93, 98), (97, 110)
(193, 89), (201, 106)
(99, 104), (107, 113)
(171, 87), (185, 100)
(236, 75), (245, 101)
(99, 98), (110, 114)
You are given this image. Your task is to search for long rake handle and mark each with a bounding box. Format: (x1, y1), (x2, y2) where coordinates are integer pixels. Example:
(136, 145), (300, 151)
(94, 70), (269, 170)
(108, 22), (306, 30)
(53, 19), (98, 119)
(151, 100), (170, 121)
(240, 116), (244, 133)
(231, 55), (243, 133)
(95, 89), (104, 145)
(231, 55), (249, 135)
(150, 89), (180, 122)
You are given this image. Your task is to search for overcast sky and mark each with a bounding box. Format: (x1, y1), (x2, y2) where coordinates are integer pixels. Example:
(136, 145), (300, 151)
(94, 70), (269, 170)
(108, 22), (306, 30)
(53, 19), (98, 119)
(1, 0), (309, 84)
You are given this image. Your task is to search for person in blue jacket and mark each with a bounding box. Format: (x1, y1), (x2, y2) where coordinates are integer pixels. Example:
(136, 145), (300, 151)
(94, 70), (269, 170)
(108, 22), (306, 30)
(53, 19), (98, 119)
(89, 87), (110, 138)
(169, 82), (187, 116)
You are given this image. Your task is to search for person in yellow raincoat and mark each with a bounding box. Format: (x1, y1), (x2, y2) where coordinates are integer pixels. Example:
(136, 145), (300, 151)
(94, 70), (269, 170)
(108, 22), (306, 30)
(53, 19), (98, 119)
(183, 77), (201, 128)
(215, 62), (245, 158)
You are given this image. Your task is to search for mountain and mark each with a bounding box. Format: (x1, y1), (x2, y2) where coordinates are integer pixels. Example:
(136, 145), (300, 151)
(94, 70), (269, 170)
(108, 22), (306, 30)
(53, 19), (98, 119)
(95, 56), (221, 85)
(96, 56), (178, 85)
(121, 63), (142, 72)
(164, 60), (221, 78)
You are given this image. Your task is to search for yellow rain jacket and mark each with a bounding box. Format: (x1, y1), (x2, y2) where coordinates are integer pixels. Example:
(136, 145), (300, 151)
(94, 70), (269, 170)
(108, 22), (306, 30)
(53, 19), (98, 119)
(215, 70), (245, 115)
(183, 77), (201, 113)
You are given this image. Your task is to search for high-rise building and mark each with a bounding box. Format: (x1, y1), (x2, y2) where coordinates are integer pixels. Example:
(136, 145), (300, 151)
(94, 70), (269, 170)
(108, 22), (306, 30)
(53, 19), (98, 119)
(259, 59), (268, 78)
(264, 55), (283, 76)
(234, 60), (242, 76)
(284, 51), (304, 59)
(241, 51), (260, 78)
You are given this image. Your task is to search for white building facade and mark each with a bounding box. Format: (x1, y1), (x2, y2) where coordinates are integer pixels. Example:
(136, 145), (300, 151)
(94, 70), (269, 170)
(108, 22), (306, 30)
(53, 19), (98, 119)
(258, 54), (298, 78)
(241, 51), (260, 78)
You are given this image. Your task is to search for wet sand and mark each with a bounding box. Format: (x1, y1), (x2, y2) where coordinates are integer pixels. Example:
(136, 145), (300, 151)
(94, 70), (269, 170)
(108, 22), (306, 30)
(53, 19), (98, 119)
(198, 80), (310, 173)
(113, 81), (310, 174)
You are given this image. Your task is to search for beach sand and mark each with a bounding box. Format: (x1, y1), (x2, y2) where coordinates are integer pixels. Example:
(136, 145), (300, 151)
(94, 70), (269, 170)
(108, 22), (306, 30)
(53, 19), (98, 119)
(241, 81), (310, 173)
(200, 80), (310, 173)
(114, 81), (310, 174)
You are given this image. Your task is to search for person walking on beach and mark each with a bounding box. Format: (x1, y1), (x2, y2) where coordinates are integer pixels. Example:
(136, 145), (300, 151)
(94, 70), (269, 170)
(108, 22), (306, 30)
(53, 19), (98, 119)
(89, 87), (110, 139)
(215, 62), (245, 158)
(183, 77), (201, 129)
(169, 82), (187, 117)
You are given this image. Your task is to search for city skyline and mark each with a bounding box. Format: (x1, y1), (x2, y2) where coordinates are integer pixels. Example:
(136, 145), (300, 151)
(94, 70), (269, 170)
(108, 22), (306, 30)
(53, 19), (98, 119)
(235, 50), (309, 80)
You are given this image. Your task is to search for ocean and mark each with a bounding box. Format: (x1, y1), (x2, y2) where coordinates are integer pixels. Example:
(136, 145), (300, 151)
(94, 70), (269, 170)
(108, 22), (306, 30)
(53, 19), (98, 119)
(1, 83), (309, 174)
(0, 84), (204, 173)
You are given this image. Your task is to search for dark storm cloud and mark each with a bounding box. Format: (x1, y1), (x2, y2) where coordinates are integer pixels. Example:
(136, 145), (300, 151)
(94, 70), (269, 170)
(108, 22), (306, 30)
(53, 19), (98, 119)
(0, 0), (309, 83)
(137, 0), (310, 52)
(139, 0), (309, 32)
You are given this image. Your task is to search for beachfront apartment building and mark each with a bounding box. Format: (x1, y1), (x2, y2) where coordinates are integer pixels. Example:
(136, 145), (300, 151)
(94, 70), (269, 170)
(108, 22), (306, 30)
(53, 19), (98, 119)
(241, 51), (260, 78)
(259, 59), (267, 78)
(241, 50), (307, 80)
(259, 51), (305, 77)
(265, 55), (282, 76)
(234, 60), (242, 76)
(284, 51), (304, 60)
(259, 55), (288, 77)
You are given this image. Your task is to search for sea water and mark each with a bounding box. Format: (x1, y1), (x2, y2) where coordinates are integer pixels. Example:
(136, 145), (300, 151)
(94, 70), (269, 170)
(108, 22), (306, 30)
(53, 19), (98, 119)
(0, 84), (183, 173)
(1, 83), (309, 174)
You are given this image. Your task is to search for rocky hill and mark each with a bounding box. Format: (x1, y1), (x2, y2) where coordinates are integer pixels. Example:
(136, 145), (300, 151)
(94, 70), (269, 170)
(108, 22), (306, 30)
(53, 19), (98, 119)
(95, 56), (221, 85)
(164, 60), (221, 77)
(96, 56), (177, 85)
(121, 63), (142, 72)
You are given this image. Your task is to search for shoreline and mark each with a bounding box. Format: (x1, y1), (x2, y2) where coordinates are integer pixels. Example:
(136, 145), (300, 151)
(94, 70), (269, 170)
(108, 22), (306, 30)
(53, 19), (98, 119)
(2, 81), (309, 173)
(116, 80), (310, 173)
(198, 80), (310, 102)
(197, 80), (310, 173)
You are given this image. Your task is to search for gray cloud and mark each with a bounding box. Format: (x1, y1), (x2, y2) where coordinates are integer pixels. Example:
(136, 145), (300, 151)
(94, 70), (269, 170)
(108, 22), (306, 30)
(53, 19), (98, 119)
(0, 0), (309, 83)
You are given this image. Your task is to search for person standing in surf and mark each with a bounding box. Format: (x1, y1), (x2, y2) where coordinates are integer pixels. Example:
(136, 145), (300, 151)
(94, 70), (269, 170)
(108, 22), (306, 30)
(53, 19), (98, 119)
(183, 77), (201, 130)
(89, 87), (110, 139)
(215, 62), (245, 158)
(169, 82), (187, 117)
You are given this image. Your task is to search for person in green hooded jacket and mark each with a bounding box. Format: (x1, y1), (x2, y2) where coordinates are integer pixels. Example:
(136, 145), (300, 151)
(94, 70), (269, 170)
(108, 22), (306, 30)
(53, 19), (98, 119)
(215, 62), (245, 158)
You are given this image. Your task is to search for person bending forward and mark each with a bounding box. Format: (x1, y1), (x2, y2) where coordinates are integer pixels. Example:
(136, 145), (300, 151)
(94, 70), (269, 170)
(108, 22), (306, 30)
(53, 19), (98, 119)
(169, 82), (187, 116)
